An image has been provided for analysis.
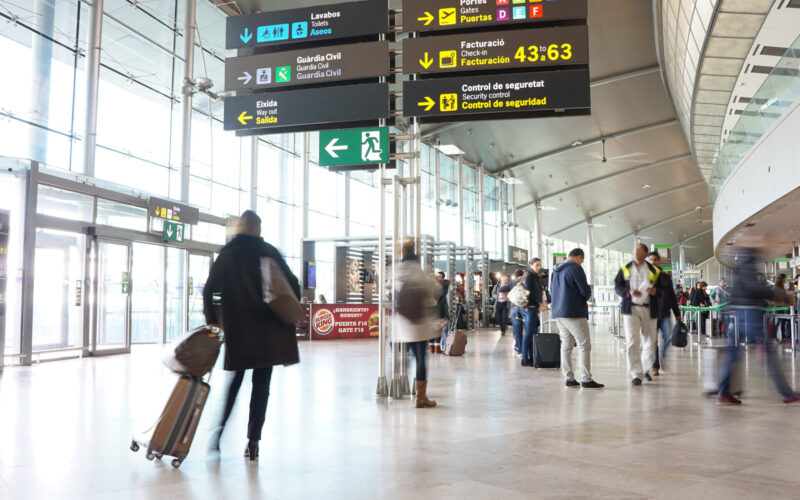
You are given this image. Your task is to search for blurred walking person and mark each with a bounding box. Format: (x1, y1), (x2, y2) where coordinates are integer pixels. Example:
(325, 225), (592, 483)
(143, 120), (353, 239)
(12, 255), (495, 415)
(510, 269), (525, 354)
(646, 252), (681, 376)
(494, 275), (511, 336)
(204, 211), (301, 460)
(717, 248), (800, 405)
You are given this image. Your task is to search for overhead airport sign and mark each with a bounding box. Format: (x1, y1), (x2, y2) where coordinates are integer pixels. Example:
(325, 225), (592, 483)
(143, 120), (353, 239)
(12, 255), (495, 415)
(148, 197), (199, 225)
(403, 25), (588, 74)
(403, 0), (587, 33)
(225, 0), (388, 50)
(508, 245), (528, 266)
(223, 82), (389, 133)
(225, 41), (389, 91)
(403, 68), (590, 119)
(319, 127), (389, 167)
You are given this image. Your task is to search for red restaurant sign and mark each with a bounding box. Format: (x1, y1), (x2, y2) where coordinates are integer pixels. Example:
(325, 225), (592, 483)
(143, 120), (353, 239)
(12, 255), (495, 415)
(310, 304), (379, 340)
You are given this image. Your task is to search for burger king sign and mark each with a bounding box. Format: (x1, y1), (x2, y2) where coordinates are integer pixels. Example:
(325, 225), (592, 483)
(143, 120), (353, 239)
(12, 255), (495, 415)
(313, 309), (335, 336)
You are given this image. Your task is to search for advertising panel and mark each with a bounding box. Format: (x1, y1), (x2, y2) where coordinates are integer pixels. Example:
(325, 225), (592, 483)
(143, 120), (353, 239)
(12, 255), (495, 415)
(311, 304), (379, 340)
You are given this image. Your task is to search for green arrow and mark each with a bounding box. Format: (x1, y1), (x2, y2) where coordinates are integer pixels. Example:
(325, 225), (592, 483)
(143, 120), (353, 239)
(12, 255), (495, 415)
(419, 52), (433, 69)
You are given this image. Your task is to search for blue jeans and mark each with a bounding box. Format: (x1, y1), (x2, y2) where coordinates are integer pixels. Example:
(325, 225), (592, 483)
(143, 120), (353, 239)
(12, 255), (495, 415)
(718, 309), (793, 398)
(652, 316), (673, 369)
(511, 307), (523, 351)
(521, 308), (540, 360)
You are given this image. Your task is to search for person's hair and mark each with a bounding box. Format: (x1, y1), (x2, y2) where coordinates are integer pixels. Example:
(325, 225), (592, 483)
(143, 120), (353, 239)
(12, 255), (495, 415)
(776, 273), (787, 286)
(647, 251), (659, 259)
(437, 271), (445, 278)
(236, 210), (262, 236)
(401, 238), (416, 257)
(529, 257), (541, 266)
(514, 269), (524, 277)
(636, 243), (649, 253)
(568, 248), (584, 258)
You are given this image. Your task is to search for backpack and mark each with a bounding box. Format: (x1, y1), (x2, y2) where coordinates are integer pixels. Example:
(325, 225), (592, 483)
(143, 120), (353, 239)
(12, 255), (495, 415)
(508, 274), (530, 308)
(672, 320), (688, 348)
(394, 281), (426, 323)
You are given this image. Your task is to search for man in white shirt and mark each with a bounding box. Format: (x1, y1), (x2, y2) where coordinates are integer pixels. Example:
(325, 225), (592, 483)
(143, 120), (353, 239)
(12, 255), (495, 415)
(614, 244), (662, 386)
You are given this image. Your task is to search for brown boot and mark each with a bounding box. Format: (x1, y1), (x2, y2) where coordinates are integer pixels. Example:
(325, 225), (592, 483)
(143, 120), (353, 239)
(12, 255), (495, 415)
(435, 344), (443, 354)
(429, 344), (435, 354)
(415, 380), (437, 408)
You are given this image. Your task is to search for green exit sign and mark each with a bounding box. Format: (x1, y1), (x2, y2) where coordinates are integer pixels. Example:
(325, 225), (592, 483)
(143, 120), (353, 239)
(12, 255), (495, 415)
(164, 220), (184, 243)
(319, 127), (389, 167)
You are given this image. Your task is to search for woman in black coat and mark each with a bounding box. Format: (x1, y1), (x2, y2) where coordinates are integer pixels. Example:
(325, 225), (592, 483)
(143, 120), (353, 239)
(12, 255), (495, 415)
(203, 210), (300, 460)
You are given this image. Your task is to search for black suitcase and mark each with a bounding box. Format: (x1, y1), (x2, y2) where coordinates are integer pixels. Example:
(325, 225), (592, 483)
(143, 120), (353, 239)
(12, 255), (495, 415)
(534, 333), (561, 368)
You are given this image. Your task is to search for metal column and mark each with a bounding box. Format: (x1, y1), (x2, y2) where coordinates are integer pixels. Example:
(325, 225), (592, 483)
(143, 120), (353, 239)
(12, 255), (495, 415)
(434, 141), (441, 241)
(413, 119), (422, 255)
(535, 202), (543, 259)
(29, 0), (55, 164)
(512, 183), (518, 246)
(250, 137), (258, 210)
(179, 0), (196, 202)
(81, 0), (105, 178)
(587, 219), (595, 286)
(301, 132), (310, 239)
(389, 176), (402, 399)
(19, 163), (40, 366)
(498, 173), (504, 260)
(376, 163), (388, 397)
(458, 155), (464, 246)
(479, 164), (485, 257)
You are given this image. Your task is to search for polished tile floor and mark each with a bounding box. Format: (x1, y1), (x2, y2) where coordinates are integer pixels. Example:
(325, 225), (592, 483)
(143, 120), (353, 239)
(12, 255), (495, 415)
(2, 318), (800, 499)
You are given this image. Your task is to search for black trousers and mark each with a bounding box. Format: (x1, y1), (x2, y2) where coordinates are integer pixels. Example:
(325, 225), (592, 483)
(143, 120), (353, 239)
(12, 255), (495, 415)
(495, 301), (509, 334)
(219, 366), (273, 441)
(408, 340), (427, 381)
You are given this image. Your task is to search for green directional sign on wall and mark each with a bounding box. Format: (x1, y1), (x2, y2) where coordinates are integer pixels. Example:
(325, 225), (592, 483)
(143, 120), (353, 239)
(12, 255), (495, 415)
(164, 220), (185, 243)
(319, 127), (389, 167)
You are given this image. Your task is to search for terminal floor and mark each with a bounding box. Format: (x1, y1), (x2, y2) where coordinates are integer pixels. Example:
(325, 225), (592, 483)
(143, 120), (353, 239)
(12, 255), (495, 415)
(3, 321), (800, 499)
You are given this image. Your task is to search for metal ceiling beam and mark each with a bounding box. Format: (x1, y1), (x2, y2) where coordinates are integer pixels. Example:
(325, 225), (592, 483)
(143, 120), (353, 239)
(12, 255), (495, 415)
(549, 180), (707, 236)
(682, 229), (713, 244)
(422, 65), (661, 140)
(494, 118), (679, 175)
(516, 153), (693, 211)
(602, 205), (712, 249)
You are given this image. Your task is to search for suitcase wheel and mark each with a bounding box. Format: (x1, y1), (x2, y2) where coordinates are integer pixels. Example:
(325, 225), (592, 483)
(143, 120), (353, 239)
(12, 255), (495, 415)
(146, 452), (155, 461)
(155, 453), (163, 460)
(171, 459), (182, 469)
(130, 441), (139, 453)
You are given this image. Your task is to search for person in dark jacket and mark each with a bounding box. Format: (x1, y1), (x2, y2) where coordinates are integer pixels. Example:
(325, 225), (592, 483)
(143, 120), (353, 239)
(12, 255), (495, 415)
(432, 271), (450, 354)
(717, 248), (800, 405)
(646, 252), (681, 376)
(614, 244), (665, 386)
(494, 275), (511, 336)
(690, 282), (711, 336)
(521, 258), (544, 367)
(550, 248), (603, 389)
(203, 210), (300, 460)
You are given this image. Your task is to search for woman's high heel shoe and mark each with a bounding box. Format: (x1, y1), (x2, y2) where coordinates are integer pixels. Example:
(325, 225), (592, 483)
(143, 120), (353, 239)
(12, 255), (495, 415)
(244, 440), (259, 461)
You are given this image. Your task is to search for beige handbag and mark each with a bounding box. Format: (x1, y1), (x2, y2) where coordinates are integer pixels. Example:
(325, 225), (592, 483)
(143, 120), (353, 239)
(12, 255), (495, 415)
(261, 257), (304, 324)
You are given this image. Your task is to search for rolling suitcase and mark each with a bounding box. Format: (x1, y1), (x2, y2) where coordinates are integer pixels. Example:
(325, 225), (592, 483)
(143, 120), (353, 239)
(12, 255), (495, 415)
(131, 374), (210, 469)
(445, 330), (468, 356)
(701, 346), (743, 396)
(533, 333), (561, 368)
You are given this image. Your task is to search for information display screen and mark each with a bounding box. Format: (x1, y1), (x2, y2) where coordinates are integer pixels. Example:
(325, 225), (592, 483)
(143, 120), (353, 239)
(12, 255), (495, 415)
(224, 82), (389, 132)
(225, 41), (389, 91)
(226, 0), (388, 50)
(403, 25), (588, 74)
(403, 0), (587, 33)
(402, 69), (590, 119)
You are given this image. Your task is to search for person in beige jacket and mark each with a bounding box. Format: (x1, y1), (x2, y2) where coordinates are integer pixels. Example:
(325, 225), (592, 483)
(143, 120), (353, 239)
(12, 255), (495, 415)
(391, 239), (441, 408)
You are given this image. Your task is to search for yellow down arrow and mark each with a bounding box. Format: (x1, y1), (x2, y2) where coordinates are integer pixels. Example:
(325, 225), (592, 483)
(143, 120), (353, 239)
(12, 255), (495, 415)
(419, 52), (433, 69)
(417, 96), (435, 112)
(238, 111), (253, 125)
(417, 12), (434, 26)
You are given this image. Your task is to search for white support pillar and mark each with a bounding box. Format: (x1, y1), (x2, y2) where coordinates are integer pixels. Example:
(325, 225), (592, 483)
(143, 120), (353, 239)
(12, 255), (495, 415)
(458, 155), (464, 246)
(81, 0), (105, 178)
(301, 132), (310, 239)
(587, 219), (595, 286)
(498, 175), (504, 260)
(434, 141), (441, 241)
(179, 0), (196, 202)
(250, 137), (258, 210)
(535, 202), (543, 259)
(479, 163), (485, 256)
(413, 119), (421, 254)
(512, 182), (518, 246)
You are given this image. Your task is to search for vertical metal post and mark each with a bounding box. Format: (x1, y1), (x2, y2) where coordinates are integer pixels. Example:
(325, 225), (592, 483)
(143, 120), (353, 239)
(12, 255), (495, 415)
(512, 182), (518, 246)
(479, 164), (485, 257)
(250, 137), (258, 210)
(344, 172), (351, 237)
(179, 0), (196, 202)
(301, 132), (310, 239)
(29, 0), (55, 164)
(434, 140), (441, 241)
(389, 176), (403, 399)
(376, 162), (388, 396)
(400, 180), (410, 396)
(81, 0), (104, 178)
(458, 155), (464, 246)
(498, 173), (504, 260)
(535, 202), (543, 259)
(587, 220), (595, 286)
(20, 163), (40, 366)
(413, 119), (421, 255)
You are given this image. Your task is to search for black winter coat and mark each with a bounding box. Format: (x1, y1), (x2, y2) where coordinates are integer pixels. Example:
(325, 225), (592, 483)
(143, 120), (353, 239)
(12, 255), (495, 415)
(203, 235), (300, 371)
(436, 279), (450, 319)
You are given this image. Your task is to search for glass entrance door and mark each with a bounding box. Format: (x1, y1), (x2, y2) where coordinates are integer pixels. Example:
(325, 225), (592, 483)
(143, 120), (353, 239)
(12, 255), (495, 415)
(93, 240), (131, 354)
(187, 252), (212, 330)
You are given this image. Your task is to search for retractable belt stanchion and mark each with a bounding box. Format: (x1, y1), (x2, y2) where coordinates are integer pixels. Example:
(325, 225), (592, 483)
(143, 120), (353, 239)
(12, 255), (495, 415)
(375, 159), (388, 397)
(389, 176), (403, 399)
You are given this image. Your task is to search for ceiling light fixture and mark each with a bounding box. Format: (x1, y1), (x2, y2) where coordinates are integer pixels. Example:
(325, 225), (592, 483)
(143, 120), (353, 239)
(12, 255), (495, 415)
(642, 184), (651, 189)
(571, 140), (583, 147)
(436, 144), (465, 155)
